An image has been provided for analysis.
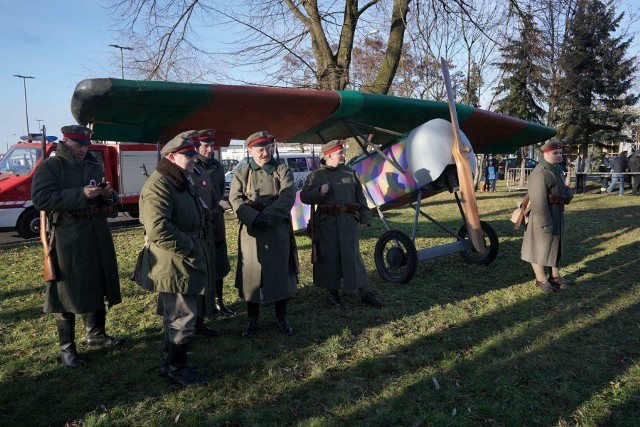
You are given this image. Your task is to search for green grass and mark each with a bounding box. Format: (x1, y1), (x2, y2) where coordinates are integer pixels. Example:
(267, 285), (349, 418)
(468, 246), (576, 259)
(1, 186), (639, 426)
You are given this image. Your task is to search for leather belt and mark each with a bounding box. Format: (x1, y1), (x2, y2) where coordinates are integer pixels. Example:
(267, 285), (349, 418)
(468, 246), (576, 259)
(61, 206), (113, 218)
(547, 194), (571, 205)
(316, 204), (360, 215)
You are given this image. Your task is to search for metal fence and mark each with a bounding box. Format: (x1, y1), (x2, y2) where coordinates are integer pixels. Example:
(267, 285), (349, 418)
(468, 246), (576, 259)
(505, 167), (534, 191)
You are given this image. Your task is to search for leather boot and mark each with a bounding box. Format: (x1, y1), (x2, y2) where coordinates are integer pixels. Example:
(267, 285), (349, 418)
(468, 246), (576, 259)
(56, 316), (85, 368)
(166, 343), (205, 387)
(242, 316), (258, 338)
(158, 333), (170, 377)
(195, 317), (221, 337)
(214, 279), (235, 316)
(82, 307), (125, 347)
(275, 300), (294, 336)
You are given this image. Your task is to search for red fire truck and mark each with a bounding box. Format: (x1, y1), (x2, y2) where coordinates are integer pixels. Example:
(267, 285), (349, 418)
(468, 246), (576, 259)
(0, 140), (160, 238)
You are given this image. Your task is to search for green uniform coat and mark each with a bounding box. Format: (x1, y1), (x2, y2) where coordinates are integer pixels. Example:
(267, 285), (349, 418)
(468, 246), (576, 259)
(31, 142), (121, 314)
(197, 155), (230, 279)
(229, 159), (297, 304)
(300, 164), (372, 292)
(521, 159), (573, 267)
(138, 158), (209, 295)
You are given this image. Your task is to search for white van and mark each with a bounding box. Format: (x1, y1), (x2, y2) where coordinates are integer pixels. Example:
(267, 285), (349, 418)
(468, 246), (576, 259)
(223, 152), (321, 200)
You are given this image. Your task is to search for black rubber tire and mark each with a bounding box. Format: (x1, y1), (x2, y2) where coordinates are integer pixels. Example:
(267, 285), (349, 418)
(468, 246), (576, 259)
(16, 208), (40, 239)
(374, 230), (418, 284)
(457, 220), (499, 265)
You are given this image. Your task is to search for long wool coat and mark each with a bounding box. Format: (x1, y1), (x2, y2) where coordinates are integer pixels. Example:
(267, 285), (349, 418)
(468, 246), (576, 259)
(138, 158), (209, 295)
(229, 159), (297, 305)
(197, 155), (230, 279)
(31, 142), (121, 314)
(300, 164), (372, 292)
(521, 158), (573, 267)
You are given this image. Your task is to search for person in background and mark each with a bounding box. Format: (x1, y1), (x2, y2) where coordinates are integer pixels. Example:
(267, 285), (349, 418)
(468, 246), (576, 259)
(31, 125), (124, 368)
(521, 140), (574, 293)
(572, 152), (591, 194)
(599, 152), (612, 193)
(192, 129), (234, 317)
(629, 150), (640, 196)
(606, 151), (629, 196)
(138, 132), (210, 387)
(300, 140), (383, 308)
(229, 131), (298, 338)
(484, 154), (498, 192)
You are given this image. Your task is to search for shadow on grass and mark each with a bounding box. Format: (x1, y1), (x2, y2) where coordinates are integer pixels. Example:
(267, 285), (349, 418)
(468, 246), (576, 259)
(199, 241), (640, 426)
(0, 199), (638, 425)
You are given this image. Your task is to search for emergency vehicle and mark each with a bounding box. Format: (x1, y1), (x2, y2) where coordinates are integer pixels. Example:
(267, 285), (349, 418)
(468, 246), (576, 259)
(0, 140), (160, 238)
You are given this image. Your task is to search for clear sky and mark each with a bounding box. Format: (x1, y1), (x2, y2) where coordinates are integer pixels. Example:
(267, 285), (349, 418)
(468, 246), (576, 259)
(0, 0), (139, 152)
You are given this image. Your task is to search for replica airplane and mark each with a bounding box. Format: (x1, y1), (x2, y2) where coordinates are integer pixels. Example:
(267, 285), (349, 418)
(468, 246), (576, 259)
(70, 63), (556, 283)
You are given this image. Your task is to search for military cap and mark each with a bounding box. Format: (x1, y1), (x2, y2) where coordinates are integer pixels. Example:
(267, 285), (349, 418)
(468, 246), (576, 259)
(161, 130), (199, 156)
(321, 140), (345, 158)
(246, 131), (271, 148)
(197, 129), (216, 143)
(61, 125), (92, 145)
(540, 140), (562, 152)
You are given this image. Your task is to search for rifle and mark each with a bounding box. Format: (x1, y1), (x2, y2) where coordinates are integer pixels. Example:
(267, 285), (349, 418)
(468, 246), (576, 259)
(307, 204), (317, 264)
(39, 126), (57, 281)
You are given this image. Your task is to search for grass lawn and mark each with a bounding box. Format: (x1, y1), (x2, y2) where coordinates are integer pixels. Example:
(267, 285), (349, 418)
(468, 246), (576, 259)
(1, 186), (639, 426)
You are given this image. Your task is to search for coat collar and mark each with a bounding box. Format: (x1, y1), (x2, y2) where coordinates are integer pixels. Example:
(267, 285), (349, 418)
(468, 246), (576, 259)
(156, 157), (191, 192)
(56, 142), (99, 165)
(249, 157), (277, 175)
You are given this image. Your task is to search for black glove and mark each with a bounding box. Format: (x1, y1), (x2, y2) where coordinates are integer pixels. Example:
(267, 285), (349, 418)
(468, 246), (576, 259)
(253, 213), (270, 229)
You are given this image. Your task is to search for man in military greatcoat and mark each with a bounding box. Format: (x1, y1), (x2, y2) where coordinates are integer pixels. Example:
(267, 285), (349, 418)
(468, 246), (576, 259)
(192, 129), (233, 317)
(572, 152), (591, 194)
(521, 140), (574, 292)
(31, 125), (124, 369)
(229, 131), (297, 337)
(300, 140), (383, 307)
(137, 133), (210, 387)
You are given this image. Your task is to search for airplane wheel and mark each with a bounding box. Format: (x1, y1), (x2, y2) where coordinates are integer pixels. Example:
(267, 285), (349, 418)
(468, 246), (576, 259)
(457, 221), (499, 265)
(374, 230), (418, 284)
(16, 208), (40, 239)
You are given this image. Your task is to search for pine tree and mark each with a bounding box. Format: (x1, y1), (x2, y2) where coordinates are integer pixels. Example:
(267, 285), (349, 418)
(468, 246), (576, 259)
(494, 8), (547, 125)
(557, 0), (638, 153)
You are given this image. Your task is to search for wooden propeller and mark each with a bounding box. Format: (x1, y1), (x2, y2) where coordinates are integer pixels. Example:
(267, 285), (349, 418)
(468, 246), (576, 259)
(440, 58), (486, 255)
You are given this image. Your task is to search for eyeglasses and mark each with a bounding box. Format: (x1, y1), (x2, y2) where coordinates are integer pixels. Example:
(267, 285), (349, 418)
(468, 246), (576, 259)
(250, 145), (274, 155)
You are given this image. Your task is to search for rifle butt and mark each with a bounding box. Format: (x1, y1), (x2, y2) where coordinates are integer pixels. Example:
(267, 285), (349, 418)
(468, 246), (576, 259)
(40, 211), (57, 281)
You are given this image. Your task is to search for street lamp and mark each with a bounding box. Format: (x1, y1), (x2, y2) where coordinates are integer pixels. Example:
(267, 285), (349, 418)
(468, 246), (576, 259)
(109, 44), (134, 79)
(13, 75), (35, 135)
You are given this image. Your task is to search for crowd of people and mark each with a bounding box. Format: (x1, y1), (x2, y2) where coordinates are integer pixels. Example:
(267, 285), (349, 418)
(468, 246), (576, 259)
(33, 125), (384, 387)
(480, 149), (640, 196)
(31, 124), (638, 386)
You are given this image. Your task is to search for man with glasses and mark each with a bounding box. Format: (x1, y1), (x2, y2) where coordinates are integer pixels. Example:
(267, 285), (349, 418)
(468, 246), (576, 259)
(300, 140), (383, 308)
(229, 131), (298, 337)
(137, 132), (210, 386)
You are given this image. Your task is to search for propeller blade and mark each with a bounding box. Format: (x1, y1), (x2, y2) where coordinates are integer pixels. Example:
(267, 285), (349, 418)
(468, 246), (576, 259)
(440, 58), (486, 255)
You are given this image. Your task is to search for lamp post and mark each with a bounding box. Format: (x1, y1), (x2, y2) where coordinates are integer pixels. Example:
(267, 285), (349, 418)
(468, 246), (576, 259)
(109, 44), (134, 79)
(13, 75), (35, 135)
